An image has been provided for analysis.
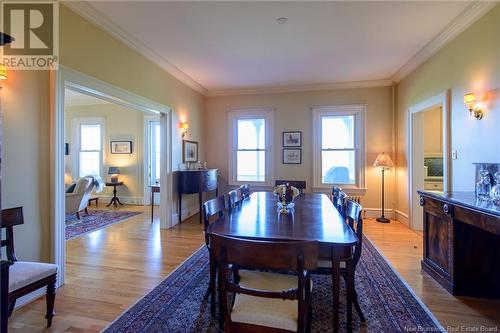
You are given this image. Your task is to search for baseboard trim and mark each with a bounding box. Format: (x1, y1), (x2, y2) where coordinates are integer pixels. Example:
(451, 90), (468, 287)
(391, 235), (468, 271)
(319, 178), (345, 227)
(395, 210), (410, 226)
(363, 208), (395, 219)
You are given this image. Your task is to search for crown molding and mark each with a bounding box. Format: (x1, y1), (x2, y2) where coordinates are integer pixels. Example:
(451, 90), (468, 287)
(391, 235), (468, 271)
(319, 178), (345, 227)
(63, 1), (208, 95)
(391, 1), (498, 83)
(206, 79), (393, 97)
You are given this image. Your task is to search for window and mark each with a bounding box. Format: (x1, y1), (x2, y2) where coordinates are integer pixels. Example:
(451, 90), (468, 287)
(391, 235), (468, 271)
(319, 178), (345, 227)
(228, 108), (274, 185)
(313, 105), (365, 191)
(71, 118), (104, 179)
(148, 120), (161, 185)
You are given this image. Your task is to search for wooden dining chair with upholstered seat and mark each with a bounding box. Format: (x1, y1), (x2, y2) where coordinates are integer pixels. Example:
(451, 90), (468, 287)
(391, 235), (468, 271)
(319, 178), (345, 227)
(210, 233), (318, 333)
(227, 188), (244, 209)
(239, 184), (251, 200)
(275, 180), (306, 194)
(1, 207), (58, 328)
(335, 190), (348, 216)
(202, 195), (227, 315)
(315, 199), (366, 326)
(331, 185), (342, 204)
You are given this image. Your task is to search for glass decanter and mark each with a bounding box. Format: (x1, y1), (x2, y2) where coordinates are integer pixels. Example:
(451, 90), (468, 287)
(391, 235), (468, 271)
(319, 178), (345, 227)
(490, 171), (500, 205)
(476, 170), (492, 200)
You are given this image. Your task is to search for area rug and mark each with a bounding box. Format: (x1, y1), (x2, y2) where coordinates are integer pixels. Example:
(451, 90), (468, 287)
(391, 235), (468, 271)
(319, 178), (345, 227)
(65, 210), (142, 240)
(103, 237), (444, 332)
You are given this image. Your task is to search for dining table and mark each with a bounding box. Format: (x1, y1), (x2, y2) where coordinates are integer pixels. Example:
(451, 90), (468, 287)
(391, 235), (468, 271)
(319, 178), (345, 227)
(207, 191), (359, 332)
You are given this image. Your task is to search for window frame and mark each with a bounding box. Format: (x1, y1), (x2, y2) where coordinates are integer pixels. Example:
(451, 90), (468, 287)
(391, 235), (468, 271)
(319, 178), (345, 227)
(71, 117), (105, 180)
(228, 108), (274, 187)
(312, 105), (366, 193)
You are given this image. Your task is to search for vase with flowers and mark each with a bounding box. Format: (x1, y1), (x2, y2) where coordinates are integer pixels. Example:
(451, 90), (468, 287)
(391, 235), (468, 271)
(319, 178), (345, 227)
(273, 183), (300, 214)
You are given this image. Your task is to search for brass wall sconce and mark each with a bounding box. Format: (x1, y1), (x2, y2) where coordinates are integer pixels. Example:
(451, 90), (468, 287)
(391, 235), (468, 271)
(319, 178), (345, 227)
(179, 122), (189, 138)
(464, 92), (483, 120)
(0, 64), (7, 81)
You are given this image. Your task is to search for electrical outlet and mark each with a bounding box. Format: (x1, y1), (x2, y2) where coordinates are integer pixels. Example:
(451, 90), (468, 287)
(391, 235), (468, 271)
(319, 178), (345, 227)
(452, 150), (458, 160)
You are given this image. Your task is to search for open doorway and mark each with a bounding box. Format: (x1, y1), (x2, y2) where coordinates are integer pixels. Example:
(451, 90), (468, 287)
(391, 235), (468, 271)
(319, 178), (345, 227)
(407, 91), (450, 230)
(51, 67), (173, 286)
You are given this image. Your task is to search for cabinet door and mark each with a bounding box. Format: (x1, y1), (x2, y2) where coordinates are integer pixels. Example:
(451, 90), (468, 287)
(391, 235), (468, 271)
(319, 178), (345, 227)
(422, 197), (453, 280)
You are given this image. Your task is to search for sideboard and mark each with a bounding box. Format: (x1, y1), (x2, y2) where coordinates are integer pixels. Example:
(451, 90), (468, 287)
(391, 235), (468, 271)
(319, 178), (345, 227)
(418, 191), (500, 299)
(178, 169), (218, 224)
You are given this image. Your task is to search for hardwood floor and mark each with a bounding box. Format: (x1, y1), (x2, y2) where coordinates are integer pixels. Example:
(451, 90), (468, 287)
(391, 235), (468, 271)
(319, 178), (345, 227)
(7, 205), (500, 332)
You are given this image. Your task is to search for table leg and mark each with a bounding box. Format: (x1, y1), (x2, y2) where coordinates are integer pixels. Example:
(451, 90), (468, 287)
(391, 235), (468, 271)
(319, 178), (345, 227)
(151, 190), (154, 224)
(199, 191), (203, 224)
(179, 194), (182, 224)
(332, 247), (341, 333)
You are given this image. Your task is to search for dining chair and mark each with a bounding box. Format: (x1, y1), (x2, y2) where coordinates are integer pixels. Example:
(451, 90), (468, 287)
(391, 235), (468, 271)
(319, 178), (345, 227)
(227, 188), (244, 209)
(275, 180), (306, 193)
(239, 184), (251, 200)
(202, 195), (227, 315)
(315, 199), (366, 325)
(335, 190), (348, 216)
(1, 207), (58, 328)
(210, 233), (318, 333)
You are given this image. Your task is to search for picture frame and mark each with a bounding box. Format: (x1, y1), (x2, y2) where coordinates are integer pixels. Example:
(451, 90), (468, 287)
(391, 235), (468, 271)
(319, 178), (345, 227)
(283, 148), (302, 164)
(110, 141), (133, 154)
(183, 140), (199, 163)
(282, 131), (302, 147)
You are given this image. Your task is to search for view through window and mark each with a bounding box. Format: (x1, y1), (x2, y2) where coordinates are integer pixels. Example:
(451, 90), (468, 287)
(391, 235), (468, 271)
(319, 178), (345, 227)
(79, 123), (102, 177)
(236, 118), (266, 182)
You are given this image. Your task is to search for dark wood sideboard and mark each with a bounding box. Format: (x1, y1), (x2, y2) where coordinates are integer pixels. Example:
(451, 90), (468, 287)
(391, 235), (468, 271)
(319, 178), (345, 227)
(178, 169), (218, 224)
(418, 191), (500, 299)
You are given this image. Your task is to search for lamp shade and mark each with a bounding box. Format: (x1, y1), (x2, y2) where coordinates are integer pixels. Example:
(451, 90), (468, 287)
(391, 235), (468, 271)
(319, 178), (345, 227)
(373, 153), (393, 168)
(108, 166), (120, 175)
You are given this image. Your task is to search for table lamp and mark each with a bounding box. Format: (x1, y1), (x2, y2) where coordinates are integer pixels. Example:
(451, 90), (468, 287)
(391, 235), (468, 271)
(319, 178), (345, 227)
(108, 167), (120, 183)
(373, 152), (393, 223)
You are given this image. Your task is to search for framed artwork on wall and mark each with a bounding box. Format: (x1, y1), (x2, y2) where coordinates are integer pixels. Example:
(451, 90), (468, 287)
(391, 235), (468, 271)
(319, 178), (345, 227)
(283, 131), (302, 147)
(183, 140), (199, 162)
(283, 148), (302, 164)
(110, 141), (133, 154)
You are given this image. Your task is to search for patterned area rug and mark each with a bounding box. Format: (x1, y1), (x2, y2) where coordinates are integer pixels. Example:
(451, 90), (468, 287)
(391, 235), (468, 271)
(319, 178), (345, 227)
(65, 209), (142, 240)
(104, 237), (443, 332)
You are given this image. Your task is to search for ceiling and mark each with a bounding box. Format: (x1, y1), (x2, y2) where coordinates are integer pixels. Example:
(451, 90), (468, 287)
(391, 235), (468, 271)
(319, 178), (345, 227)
(71, 1), (486, 94)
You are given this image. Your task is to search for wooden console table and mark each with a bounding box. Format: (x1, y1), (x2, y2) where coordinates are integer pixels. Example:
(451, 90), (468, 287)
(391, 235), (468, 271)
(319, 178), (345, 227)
(418, 191), (500, 299)
(178, 169), (218, 224)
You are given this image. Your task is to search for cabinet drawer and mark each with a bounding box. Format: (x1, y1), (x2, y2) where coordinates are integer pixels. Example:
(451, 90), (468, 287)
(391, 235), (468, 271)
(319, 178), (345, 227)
(424, 182), (443, 191)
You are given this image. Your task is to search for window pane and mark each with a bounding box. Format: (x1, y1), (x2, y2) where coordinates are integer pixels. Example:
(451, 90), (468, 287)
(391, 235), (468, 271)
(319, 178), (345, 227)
(80, 124), (101, 150)
(237, 151), (265, 182)
(322, 150), (355, 184)
(237, 118), (265, 149)
(322, 115), (354, 149)
(80, 151), (100, 177)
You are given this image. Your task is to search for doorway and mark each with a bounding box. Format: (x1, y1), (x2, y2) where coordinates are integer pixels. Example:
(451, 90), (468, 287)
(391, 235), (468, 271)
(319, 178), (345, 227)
(407, 91), (450, 230)
(51, 66), (173, 286)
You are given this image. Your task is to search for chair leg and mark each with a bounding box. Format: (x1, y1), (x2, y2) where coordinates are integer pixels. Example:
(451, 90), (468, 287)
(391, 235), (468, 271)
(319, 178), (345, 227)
(346, 261), (354, 333)
(84, 207), (89, 215)
(45, 280), (56, 327)
(7, 299), (15, 316)
(206, 256), (216, 317)
(76, 211), (80, 220)
(353, 289), (366, 322)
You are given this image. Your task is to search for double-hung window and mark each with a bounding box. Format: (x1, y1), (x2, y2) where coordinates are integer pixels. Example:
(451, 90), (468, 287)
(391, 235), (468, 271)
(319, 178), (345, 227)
(313, 105), (366, 191)
(228, 108), (274, 185)
(72, 118), (104, 179)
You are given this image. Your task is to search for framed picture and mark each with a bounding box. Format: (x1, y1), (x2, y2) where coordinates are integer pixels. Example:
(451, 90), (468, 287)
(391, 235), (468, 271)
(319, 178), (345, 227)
(283, 131), (302, 147)
(110, 141), (133, 154)
(183, 140), (198, 162)
(283, 148), (302, 164)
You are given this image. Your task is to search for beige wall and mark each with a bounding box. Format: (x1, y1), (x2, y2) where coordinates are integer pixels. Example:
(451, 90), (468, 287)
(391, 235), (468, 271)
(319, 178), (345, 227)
(65, 103), (153, 201)
(1, 5), (205, 262)
(395, 4), (500, 216)
(423, 107), (443, 154)
(205, 86), (394, 211)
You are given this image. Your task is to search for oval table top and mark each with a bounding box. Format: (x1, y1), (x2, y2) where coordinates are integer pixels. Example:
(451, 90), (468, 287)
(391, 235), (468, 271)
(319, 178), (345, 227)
(207, 191), (358, 246)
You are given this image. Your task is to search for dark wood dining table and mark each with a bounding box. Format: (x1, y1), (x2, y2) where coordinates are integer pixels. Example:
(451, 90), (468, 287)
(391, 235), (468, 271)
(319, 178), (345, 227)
(207, 191), (358, 332)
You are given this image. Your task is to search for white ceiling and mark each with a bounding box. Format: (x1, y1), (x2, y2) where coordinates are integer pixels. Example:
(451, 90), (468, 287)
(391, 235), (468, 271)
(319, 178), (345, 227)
(75, 1), (481, 94)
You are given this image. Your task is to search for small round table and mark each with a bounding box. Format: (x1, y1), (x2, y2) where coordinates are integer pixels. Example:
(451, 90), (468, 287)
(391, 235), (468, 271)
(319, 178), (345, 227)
(106, 181), (124, 207)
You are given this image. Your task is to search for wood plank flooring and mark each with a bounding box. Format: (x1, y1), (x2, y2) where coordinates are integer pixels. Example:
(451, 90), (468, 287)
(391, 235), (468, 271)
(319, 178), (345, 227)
(8, 205), (500, 332)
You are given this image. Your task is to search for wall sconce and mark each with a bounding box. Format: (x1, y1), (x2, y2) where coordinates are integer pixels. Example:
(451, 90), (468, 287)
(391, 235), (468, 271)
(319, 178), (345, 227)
(0, 64), (7, 81)
(179, 121), (189, 138)
(464, 92), (483, 120)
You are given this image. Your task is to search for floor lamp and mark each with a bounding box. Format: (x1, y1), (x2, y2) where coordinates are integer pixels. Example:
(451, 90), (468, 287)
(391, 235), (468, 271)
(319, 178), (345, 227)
(374, 152), (393, 223)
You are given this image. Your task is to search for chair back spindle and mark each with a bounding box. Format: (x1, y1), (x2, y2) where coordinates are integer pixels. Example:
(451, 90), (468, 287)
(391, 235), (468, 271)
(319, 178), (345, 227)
(344, 200), (364, 265)
(239, 184), (251, 200)
(227, 188), (243, 209)
(202, 196), (226, 248)
(0, 207), (24, 262)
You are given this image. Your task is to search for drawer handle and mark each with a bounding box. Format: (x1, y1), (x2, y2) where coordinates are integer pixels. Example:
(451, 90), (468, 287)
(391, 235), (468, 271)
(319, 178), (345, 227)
(443, 204), (450, 214)
(419, 197), (425, 206)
